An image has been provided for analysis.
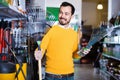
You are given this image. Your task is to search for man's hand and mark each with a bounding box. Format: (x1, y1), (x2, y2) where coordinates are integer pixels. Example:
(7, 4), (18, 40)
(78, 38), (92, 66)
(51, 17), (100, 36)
(77, 48), (91, 57)
(34, 50), (42, 60)
(82, 48), (91, 55)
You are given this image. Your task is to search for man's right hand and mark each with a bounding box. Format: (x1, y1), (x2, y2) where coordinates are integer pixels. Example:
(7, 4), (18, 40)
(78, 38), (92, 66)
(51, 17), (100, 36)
(34, 50), (42, 60)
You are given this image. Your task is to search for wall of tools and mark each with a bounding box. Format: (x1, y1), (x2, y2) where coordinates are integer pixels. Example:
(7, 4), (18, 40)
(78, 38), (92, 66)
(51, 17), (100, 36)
(0, 0), (45, 80)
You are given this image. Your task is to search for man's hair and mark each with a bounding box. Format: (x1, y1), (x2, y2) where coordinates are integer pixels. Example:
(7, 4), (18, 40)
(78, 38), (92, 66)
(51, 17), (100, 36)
(60, 2), (75, 15)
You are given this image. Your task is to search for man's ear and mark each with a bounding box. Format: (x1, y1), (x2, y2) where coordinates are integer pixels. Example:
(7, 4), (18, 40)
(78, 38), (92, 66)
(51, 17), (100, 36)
(71, 15), (74, 19)
(70, 15), (75, 23)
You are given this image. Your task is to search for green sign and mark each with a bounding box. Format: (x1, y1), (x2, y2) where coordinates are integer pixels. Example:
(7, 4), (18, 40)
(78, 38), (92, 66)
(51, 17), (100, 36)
(46, 7), (59, 21)
(0, 0), (9, 6)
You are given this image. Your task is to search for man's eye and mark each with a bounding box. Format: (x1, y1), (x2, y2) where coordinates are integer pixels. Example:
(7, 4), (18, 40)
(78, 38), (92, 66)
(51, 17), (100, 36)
(65, 13), (70, 15)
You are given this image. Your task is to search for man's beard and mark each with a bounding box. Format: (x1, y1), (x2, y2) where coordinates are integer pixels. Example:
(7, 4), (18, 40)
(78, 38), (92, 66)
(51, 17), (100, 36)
(59, 18), (70, 25)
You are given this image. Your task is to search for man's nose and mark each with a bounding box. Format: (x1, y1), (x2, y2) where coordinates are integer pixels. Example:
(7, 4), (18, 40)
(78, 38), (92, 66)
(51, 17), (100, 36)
(61, 13), (66, 18)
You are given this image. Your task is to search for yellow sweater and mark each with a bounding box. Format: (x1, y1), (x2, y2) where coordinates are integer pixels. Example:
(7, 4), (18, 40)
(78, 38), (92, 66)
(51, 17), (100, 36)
(41, 25), (78, 74)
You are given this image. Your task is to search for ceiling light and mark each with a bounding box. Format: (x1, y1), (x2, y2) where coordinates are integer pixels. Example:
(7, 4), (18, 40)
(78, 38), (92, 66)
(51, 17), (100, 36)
(97, 3), (103, 10)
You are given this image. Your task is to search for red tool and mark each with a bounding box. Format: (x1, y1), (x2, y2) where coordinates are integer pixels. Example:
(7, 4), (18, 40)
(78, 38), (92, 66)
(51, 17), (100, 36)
(0, 24), (3, 53)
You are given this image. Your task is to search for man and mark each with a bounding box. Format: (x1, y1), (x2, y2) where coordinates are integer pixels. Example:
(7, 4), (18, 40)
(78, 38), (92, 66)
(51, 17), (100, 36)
(34, 2), (90, 80)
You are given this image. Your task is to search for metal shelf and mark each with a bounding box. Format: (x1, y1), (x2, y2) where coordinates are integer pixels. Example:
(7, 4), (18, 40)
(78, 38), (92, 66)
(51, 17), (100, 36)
(103, 42), (120, 44)
(106, 71), (120, 80)
(102, 54), (120, 61)
(0, 3), (26, 19)
(100, 69), (120, 80)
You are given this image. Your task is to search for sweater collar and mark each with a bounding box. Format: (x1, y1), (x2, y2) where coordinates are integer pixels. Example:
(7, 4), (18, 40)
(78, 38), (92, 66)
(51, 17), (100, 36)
(53, 21), (72, 29)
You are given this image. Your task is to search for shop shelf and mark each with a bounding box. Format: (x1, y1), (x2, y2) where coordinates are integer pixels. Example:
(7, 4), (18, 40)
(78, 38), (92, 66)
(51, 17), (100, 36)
(100, 69), (120, 80)
(0, 1), (26, 19)
(106, 71), (120, 80)
(102, 54), (120, 61)
(103, 42), (120, 44)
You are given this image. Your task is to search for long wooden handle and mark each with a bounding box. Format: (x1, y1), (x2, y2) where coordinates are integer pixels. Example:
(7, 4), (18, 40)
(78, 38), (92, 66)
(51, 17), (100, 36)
(39, 60), (42, 80)
(37, 41), (42, 80)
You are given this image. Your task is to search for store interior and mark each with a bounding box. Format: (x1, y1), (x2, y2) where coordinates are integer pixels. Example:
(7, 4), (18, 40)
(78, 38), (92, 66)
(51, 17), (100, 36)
(0, 0), (120, 80)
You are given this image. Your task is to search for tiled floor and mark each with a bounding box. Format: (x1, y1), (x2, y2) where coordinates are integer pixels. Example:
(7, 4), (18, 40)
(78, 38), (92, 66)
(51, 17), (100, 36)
(74, 64), (102, 80)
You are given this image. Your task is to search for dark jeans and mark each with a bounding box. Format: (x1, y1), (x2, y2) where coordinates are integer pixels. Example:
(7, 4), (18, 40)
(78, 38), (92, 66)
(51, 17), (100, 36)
(44, 73), (74, 80)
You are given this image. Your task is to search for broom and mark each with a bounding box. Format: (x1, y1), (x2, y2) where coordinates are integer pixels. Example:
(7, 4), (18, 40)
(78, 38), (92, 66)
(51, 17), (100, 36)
(36, 41), (42, 80)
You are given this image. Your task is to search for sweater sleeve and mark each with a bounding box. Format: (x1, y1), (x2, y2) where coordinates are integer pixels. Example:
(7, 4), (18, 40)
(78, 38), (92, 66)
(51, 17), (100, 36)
(72, 33), (79, 53)
(40, 27), (53, 54)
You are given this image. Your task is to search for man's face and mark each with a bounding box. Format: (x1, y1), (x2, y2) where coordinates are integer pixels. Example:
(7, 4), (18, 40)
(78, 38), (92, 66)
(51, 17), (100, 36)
(58, 6), (73, 26)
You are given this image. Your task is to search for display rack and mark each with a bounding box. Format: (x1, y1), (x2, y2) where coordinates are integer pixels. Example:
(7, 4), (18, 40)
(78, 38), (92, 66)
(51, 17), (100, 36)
(100, 69), (120, 80)
(0, 1), (27, 80)
(0, 0), (26, 19)
(103, 54), (120, 61)
(100, 25), (120, 80)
